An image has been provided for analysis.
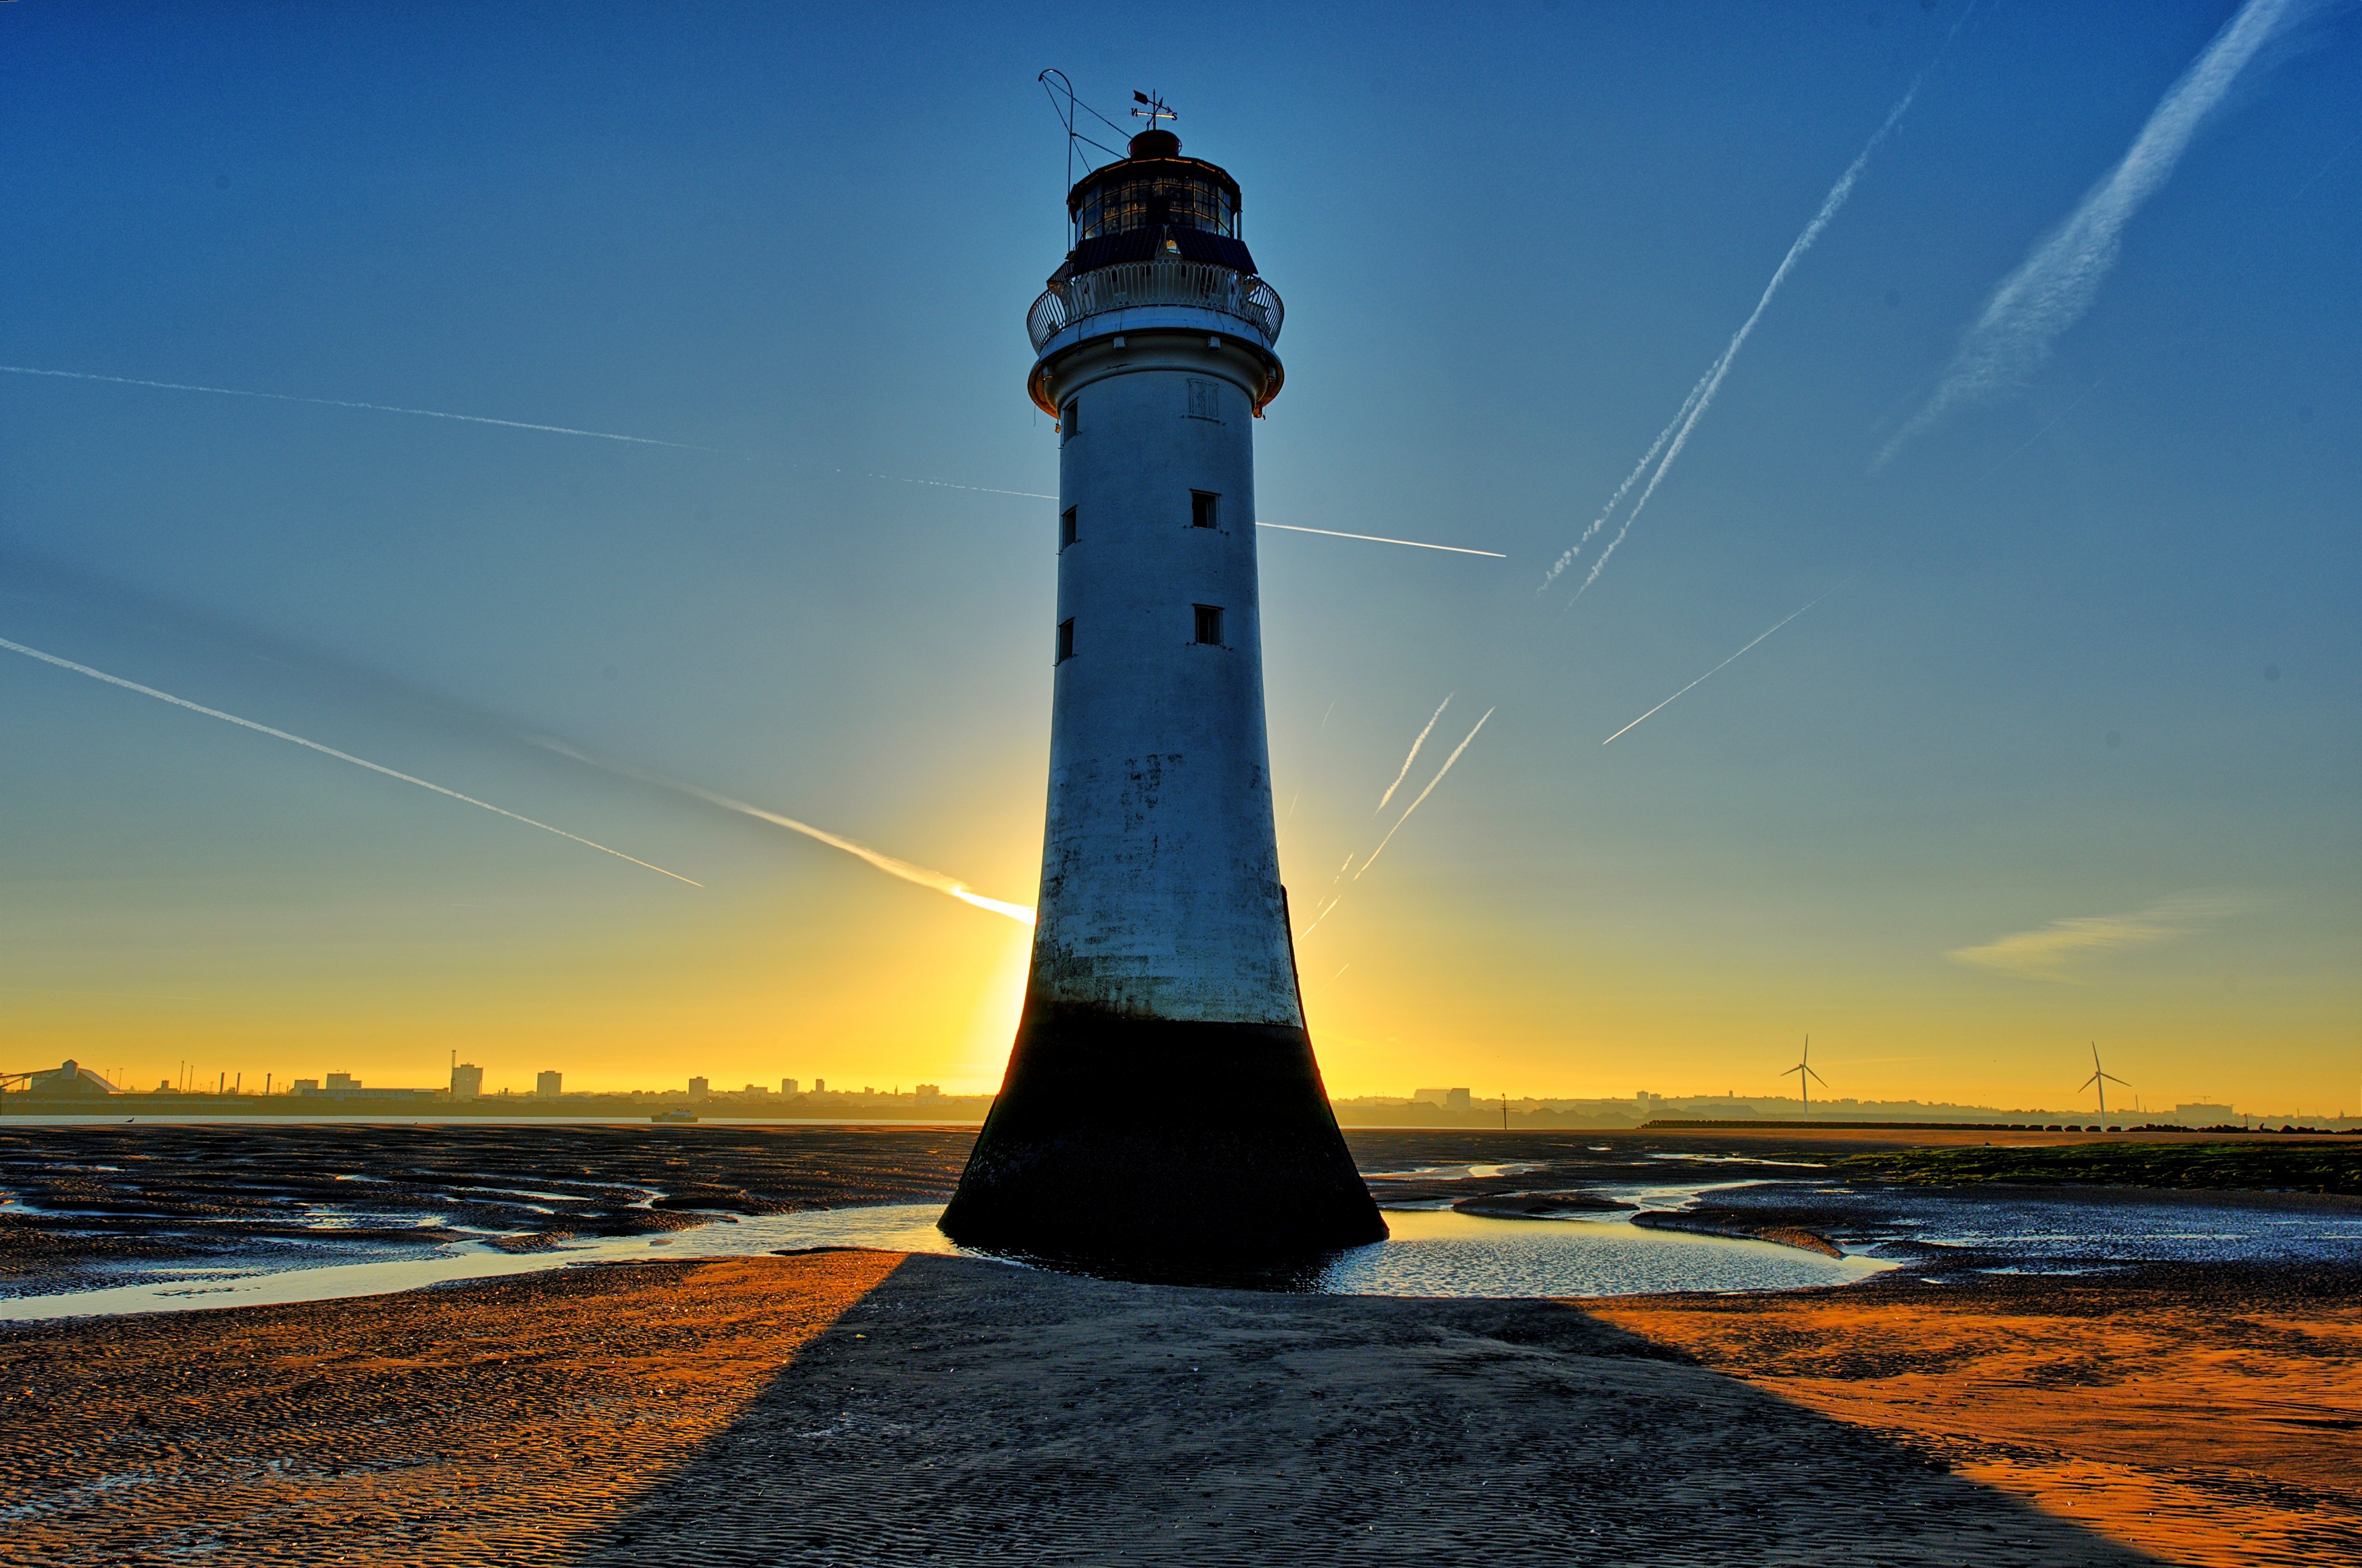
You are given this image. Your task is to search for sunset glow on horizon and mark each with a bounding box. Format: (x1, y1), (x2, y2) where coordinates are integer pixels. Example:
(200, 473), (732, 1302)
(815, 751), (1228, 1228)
(2, 3), (2354, 1118)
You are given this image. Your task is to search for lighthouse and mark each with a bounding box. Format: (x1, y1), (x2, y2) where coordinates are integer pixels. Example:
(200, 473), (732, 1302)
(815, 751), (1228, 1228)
(941, 118), (1384, 1258)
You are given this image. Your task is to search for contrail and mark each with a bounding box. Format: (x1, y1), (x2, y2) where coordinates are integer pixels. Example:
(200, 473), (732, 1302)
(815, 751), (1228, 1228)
(1295, 853), (1355, 937)
(1550, 77), (1926, 602)
(1973, 377), (2107, 482)
(1356, 708), (1495, 881)
(1539, 369), (1712, 592)
(0, 364), (725, 452)
(0, 635), (700, 885)
(1601, 580), (1849, 745)
(1879, 0), (2323, 464)
(0, 364), (1523, 556)
(1258, 522), (1505, 557)
(0, 363), (1080, 494)
(531, 738), (1033, 925)
(1296, 893), (1343, 940)
(1375, 694), (1452, 814)
(866, 472), (1056, 500)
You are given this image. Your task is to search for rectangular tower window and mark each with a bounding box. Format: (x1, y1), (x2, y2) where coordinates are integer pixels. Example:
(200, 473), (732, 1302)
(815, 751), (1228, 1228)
(1059, 506), (1077, 549)
(1056, 618), (1075, 664)
(1186, 378), (1222, 421)
(1190, 491), (1220, 530)
(1061, 398), (1078, 439)
(1193, 605), (1223, 646)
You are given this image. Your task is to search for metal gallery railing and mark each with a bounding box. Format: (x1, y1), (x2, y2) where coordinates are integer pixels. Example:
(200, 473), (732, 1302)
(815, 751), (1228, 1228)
(1026, 259), (1284, 353)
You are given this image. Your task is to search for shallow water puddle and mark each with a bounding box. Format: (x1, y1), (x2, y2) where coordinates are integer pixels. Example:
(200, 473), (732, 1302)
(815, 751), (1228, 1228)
(0, 1201), (1889, 1320)
(1326, 1207), (1889, 1296)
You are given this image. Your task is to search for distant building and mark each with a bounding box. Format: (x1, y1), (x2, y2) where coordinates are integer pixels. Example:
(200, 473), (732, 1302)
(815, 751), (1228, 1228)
(688, 1076), (709, 1099)
(1445, 1088), (1471, 1112)
(915, 1083), (943, 1103)
(535, 1071), (562, 1098)
(781, 1078), (800, 1095)
(813, 1078), (826, 1093)
(450, 1063), (484, 1100)
(1412, 1087), (1474, 1111)
(2174, 1103), (2235, 1126)
(742, 1084), (769, 1095)
(22, 1060), (116, 1098)
(297, 1074), (435, 1101)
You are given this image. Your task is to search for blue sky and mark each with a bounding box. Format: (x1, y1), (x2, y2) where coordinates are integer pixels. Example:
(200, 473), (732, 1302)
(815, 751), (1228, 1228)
(2, 1), (2355, 1111)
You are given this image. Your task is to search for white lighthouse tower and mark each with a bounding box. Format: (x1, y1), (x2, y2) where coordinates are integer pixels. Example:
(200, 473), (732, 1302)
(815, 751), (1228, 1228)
(943, 116), (1383, 1257)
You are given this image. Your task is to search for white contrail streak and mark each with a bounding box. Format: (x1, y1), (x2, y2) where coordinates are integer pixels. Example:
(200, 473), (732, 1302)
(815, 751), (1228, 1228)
(1355, 708), (1495, 881)
(0, 363), (1525, 550)
(1554, 81), (1925, 602)
(0, 363), (1072, 493)
(0, 364), (725, 452)
(1879, 0), (2321, 464)
(0, 635), (700, 885)
(1375, 694), (1452, 814)
(1530, 56), (1937, 600)
(1975, 378), (2106, 481)
(865, 472), (1056, 500)
(1539, 368), (1712, 591)
(1601, 581), (1849, 745)
(1257, 522), (1506, 557)
(531, 738), (1033, 925)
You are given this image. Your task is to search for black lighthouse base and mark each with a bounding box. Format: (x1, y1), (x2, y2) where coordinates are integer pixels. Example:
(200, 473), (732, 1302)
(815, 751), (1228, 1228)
(940, 999), (1387, 1259)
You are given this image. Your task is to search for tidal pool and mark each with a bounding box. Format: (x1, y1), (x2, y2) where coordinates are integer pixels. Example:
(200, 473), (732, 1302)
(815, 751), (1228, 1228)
(0, 1201), (1887, 1321)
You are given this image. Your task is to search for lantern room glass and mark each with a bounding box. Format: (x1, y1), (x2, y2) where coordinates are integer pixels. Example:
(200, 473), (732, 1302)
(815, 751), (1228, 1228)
(1075, 173), (1237, 241)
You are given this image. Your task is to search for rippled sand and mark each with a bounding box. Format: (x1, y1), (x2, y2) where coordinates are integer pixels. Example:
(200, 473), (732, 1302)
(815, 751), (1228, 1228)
(1595, 1265), (2362, 1566)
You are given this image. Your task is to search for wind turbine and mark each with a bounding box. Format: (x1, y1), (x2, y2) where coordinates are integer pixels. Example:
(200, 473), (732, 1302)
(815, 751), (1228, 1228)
(2080, 1042), (2129, 1119)
(1783, 1035), (1827, 1116)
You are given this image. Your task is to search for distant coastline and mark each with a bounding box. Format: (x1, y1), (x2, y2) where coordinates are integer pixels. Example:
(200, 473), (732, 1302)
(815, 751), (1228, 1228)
(8, 1090), (2357, 1136)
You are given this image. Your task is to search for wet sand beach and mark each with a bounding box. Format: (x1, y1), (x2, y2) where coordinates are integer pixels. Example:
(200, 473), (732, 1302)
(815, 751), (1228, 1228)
(8, 1248), (2357, 1565)
(1598, 1265), (2362, 1566)
(6, 1124), (2358, 1564)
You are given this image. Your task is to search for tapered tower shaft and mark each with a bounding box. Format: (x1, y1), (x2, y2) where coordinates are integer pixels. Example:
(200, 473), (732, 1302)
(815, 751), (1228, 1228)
(941, 125), (1382, 1258)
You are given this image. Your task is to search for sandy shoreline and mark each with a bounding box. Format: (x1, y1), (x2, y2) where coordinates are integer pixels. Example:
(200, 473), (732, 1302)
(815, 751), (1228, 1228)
(7, 1250), (2355, 1565)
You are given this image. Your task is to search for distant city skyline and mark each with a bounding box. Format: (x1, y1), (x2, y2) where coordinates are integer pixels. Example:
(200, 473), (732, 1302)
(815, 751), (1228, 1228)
(1, 3), (2354, 1111)
(11, 1054), (2349, 1132)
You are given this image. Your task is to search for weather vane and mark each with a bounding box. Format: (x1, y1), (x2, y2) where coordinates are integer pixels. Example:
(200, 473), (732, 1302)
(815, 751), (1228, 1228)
(1130, 90), (1176, 131)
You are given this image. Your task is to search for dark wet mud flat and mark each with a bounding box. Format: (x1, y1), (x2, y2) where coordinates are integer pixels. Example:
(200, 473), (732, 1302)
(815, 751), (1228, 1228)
(4, 1124), (2355, 1312)
(1343, 1128), (2362, 1280)
(0, 1123), (972, 1300)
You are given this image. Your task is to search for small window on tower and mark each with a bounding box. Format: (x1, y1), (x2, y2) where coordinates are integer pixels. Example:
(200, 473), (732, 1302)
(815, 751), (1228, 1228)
(1056, 618), (1075, 664)
(1193, 605), (1223, 646)
(1061, 398), (1078, 439)
(1190, 491), (1219, 530)
(1059, 506), (1077, 549)
(1186, 379), (1222, 421)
